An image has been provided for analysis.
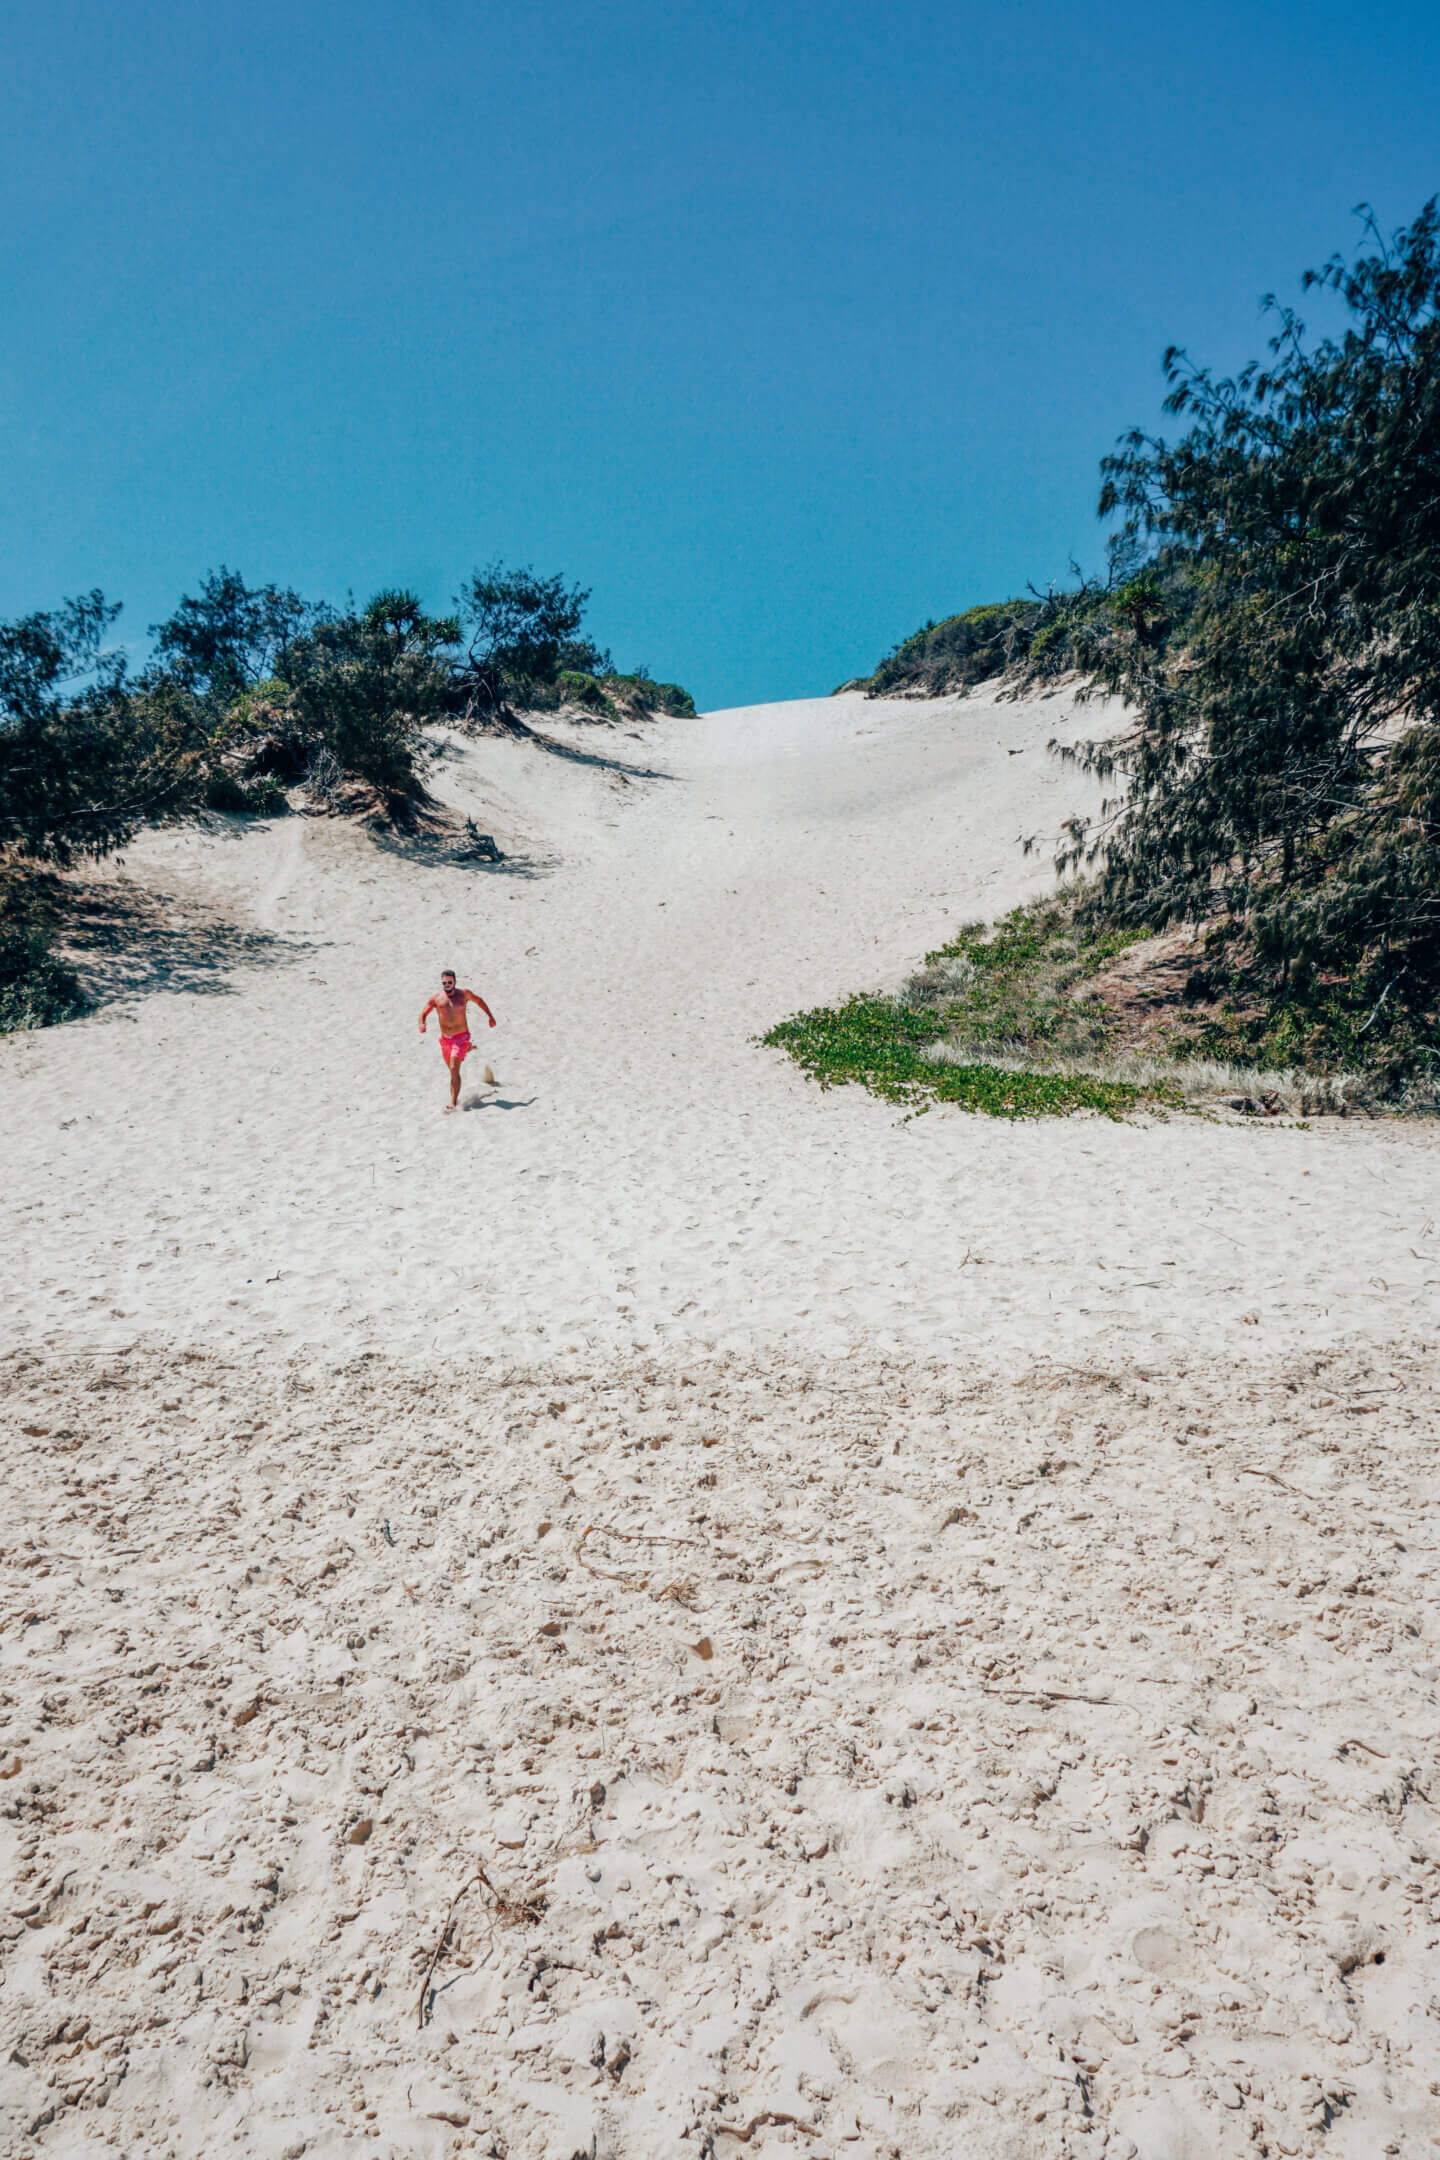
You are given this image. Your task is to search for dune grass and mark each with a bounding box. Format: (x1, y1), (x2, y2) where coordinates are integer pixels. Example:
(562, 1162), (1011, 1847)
(903, 904), (1147, 1053)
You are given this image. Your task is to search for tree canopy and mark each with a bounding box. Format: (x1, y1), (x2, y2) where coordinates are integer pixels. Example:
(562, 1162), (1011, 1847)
(1, 557), (692, 868)
(852, 201), (1440, 1085)
(150, 567), (316, 705)
(1043, 200), (1440, 1069)
(0, 592), (210, 863)
(265, 589), (460, 799)
(456, 562), (598, 714)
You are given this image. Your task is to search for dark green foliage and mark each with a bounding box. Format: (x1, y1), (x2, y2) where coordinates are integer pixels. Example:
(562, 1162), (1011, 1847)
(1047, 201), (1440, 1073)
(152, 572), (463, 806)
(0, 921), (86, 1032)
(556, 635), (614, 677)
(907, 902), (1147, 1059)
(0, 592), (207, 1032)
(447, 564), (695, 721)
(762, 898), (1161, 1118)
(627, 676), (696, 717)
(0, 920), (85, 1032)
(1149, 927), (1440, 1099)
(2, 553), (691, 1045)
(0, 598), (212, 864)
(1020, 557), (1199, 684)
(455, 561), (592, 715)
(850, 203), (1440, 1099)
(762, 995), (1146, 1118)
(256, 589), (458, 802)
(204, 768), (290, 817)
(767, 885), (1435, 1116)
(933, 891), (1440, 1103)
(857, 574), (1204, 700)
(0, 591), (124, 720)
(555, 669), (617, 716)
(150, 569), (449, 803)
(151, 567), (316, 704)
(865, 599), (1041, 697)
(0, 870), (86, 1034)
(539, 669), (698, 719)
(518, 664), (697, 722)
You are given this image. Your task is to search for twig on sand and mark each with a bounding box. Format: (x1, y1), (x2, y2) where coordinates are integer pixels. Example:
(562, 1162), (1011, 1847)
(577, 1521), (696, 1593)
(416, 1863), (545, 2028)
(980, 1685), (1120, 1709)
(716, 2112), (818, 2143)
(1240, 1465), (1311, 1499)
(582, 1522), (694, 1551)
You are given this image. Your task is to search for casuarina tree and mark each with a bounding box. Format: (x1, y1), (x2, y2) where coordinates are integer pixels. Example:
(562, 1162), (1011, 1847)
(150, 567), (316, 706)
(1053, 200), (1440, 1061)
(454, 561), (595, 719)
(0, 592), (209, 863)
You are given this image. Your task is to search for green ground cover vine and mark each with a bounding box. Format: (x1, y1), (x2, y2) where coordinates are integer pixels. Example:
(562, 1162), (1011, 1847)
(762, 905), (1158, 1121)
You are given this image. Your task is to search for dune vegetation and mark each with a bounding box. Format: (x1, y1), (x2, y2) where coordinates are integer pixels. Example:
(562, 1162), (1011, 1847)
(0, 561), (692, 1030)
(802, 201), (1440, 1113)
(761, 905), (1159, 1118)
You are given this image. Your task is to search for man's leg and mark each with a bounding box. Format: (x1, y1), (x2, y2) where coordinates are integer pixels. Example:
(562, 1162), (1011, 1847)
(448, 1052), (463, 1106)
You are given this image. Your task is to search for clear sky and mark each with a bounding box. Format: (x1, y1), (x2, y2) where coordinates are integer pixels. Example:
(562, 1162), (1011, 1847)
(3, 0), (1438, 709)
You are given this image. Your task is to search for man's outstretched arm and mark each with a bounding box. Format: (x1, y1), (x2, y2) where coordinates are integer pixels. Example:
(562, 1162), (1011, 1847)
(418, 995), (439, 1033)
(465, 989), (497, 1028)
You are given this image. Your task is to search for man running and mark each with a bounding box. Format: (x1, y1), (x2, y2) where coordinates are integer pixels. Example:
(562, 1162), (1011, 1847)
(419, 969), (497, 1110)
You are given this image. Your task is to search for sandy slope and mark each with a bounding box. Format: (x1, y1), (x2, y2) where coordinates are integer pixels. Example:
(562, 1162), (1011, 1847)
(4, 688), (1438, 1368)
(2, 690), (1439, 2159)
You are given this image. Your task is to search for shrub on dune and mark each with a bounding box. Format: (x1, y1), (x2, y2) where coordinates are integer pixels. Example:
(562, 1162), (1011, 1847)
(450, 563), (696, 726)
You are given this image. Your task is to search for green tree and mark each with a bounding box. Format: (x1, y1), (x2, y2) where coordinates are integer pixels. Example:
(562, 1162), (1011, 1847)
(1055, 200), (1440, 1046)
(455, 561), (593, 717)
(0, 593), (209, 863)
(271, 589), (458, 802)
(151, 566), (317, 705)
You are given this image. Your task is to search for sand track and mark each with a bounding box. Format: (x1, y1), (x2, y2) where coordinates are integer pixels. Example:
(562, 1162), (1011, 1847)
(2, 690), (1439, 2156)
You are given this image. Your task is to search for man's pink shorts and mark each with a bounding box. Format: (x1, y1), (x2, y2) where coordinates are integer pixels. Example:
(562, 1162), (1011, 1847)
(440, 1031), (472, 1063)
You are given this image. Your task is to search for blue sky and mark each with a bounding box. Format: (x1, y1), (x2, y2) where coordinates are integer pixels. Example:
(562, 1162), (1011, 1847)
(3, 0), (1438, 708)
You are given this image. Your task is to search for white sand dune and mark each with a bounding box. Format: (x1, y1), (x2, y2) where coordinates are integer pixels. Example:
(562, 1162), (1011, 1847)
(2, 690), (1438, 2158)
(5, 689), (1437, 1368)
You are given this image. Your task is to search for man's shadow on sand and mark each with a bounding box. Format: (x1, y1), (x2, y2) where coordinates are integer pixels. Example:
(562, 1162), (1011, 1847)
(461, 1092), (537, 1112)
